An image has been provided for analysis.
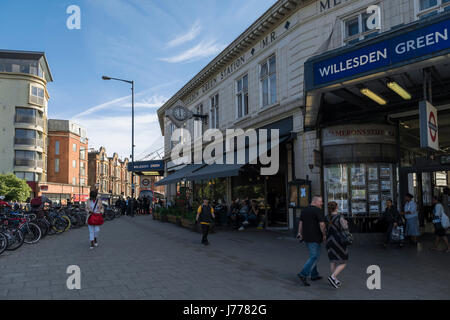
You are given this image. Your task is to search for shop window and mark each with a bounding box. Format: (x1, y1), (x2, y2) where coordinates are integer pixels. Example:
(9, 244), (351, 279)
(260, 56), (277, 108)
(342, 10), (380, 45)
(236, 74), (249, 119)
(416, 0), (450, 19)
(209, 94), (219, 129)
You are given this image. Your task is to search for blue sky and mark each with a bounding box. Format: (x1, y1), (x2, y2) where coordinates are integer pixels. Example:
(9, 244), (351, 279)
(0, 0), (276, 160)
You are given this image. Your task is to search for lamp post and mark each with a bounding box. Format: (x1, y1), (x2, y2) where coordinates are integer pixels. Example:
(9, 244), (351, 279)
(102, 75), (135, 216)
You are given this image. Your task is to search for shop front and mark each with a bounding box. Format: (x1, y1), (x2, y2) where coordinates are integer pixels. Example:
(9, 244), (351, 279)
(305, 13), (450, 233)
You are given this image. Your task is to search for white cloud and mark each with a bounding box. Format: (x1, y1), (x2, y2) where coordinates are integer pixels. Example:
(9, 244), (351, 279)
(161, 39), (226, 63)
(166, 20), (202, 48)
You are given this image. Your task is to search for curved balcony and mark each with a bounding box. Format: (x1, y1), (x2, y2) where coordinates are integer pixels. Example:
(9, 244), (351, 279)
(15, 114), (44, 127)
(14, 158), (44, 168)
(14, 137), (44, 148)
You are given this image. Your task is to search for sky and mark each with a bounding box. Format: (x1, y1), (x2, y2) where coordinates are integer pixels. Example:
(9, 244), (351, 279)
(0, 0), (277, 161)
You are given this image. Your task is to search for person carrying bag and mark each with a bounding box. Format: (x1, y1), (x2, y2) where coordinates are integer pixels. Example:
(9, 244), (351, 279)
(86, 190), (104, 250)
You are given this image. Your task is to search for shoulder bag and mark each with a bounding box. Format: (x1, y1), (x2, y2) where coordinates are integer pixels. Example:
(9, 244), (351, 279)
(87, 200), (104, 226)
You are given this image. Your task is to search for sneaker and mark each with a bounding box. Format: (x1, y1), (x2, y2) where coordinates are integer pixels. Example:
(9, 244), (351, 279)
(94, 242), (98, 247)
(297, 274), (310, 287)
(238, 226), (245, 231)
(243, 221), (249, 225)
(90, 245), (94, 250)
(328, 276), (339, 288)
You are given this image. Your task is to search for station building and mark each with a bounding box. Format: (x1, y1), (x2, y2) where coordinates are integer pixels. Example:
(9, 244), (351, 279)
(157, 0), (450, 233)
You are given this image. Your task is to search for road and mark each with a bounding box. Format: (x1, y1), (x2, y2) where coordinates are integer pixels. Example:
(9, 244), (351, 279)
(0, 215), (449, 300)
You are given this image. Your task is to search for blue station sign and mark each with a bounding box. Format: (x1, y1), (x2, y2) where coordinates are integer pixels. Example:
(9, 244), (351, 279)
(309, 16), (450, 89)
(128, 160), (164, 172)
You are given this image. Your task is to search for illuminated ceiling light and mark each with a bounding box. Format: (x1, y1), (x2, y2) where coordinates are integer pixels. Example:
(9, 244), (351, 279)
(387, 81), (412, 100)
(360, 88), (387, 105)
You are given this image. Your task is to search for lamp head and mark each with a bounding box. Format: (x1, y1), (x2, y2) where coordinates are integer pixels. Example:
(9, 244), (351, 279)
(102, 76), (111, 80)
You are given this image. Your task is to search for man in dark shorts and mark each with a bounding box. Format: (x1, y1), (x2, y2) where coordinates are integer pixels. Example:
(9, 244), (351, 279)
(297, 196), (327, 286)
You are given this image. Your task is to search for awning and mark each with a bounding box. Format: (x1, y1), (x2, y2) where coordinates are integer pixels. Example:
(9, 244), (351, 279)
(154, 164), (203, 186)
(186, 164), (245, 181)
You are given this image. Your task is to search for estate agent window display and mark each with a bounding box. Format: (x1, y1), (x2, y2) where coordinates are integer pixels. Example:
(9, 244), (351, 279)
(324, 163), (395, 233)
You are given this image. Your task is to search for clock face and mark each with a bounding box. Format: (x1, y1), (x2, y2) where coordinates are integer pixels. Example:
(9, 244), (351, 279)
(173, 106), (187, 121)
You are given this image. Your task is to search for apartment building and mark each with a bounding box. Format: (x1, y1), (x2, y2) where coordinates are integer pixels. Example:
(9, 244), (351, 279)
(0, 49), (52, 189)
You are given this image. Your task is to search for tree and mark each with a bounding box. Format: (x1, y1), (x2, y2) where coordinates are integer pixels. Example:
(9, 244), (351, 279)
(0, 173), (32, 202)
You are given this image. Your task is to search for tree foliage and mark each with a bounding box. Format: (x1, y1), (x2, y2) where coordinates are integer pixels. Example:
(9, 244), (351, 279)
(0, 173), (32, 202)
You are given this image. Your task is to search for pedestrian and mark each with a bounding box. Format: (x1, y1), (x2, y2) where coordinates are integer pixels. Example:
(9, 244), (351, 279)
(442, 187), (450, 219)
(325, 201), (349, 288)
(430, 196), (450, 252)
(381, 199), (403, 248)
(196, 198), (215, 245)
(85, 190), (104, 250)
(402, 193), (420, 244)
(297, 195), (327, 286)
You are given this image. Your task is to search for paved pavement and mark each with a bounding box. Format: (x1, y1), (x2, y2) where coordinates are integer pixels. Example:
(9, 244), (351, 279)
(0, 215), (449, 300)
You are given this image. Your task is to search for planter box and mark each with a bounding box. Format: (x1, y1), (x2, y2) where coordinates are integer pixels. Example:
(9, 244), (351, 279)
(153, 212), (159, 220)
(181, 218), (196, 231)
(167, 214), (178, 224)
(160, 214), (168, 222)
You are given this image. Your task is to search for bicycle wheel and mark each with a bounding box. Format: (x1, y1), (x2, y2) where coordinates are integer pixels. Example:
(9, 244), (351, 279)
(0, 232), (7, 255)
(23, 223), (42, 244)
(51, 217), (66, 234)
(35, 219), (50, 237)
(6, 229), (24, 251)
(61, 215), (71, 232)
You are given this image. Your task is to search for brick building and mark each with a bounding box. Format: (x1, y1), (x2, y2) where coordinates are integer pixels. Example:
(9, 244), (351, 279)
(88, 147), (139, 200)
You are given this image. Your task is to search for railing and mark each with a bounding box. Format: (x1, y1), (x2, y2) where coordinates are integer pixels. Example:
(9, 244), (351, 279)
(14, 115), (44, 127)
(14, 137), (44, 147)
(14, 158), (43, 168)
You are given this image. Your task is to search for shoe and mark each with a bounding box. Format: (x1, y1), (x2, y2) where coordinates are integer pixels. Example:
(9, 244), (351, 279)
(311, 276), (323, 281)
(238, 226), (245, 231)
(243, 221), (249, 225)
(90, 245), (94, 250)
(328, 276), (339, 288)
(94, 242), (98, 247)
(297, 274), (310, 286)
(205, 241), (210, 246)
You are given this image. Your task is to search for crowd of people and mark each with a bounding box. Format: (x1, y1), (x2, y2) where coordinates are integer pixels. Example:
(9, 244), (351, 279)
(114, 196), (162, 216)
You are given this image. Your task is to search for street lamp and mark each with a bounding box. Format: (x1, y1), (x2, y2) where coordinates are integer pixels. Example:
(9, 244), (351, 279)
(102, 75), (135, 216)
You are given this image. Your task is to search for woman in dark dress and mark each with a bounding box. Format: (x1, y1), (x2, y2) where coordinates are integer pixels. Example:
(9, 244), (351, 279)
(326, 201), (349, 288)
(381, 199), (403, 248)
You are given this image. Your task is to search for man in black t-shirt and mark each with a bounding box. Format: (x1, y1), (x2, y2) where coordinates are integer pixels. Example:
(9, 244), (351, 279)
(297, 196), (326, 286)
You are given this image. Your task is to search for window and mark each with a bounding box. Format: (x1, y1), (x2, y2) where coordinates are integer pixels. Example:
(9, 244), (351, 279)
(194, 104), (203, 139)
(343, 10), (380, 45)
(73, 143), (77, 152)
(55, 141), (60, 155)
(416, 0), (450, 19)
(260, 56), (277, 108)
(169, 122), (176, 149)
(29, 85), (46, 106)
(80, 178), (86, 186)
(15, 171), (36, 181)
(81, 162), (86, 176)
(55, 159), (60, 173)
(73, 160), (77, 168)
(72, 177), (76, 185)
(15, 128), (36, 139)
(209, 94), (219, 129)
(236, 75), (249, 119)
(15, 150), (36, 160)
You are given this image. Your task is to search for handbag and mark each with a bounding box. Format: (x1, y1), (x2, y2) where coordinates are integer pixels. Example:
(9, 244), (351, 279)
(87, 200), (104, 226)
(441, 212), (450, 229)
(336, 215), (353, 246)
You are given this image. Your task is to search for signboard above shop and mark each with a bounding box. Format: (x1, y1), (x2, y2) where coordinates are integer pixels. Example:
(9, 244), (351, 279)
(322, 124), (396, 146)
(306, 14), (450, 90)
